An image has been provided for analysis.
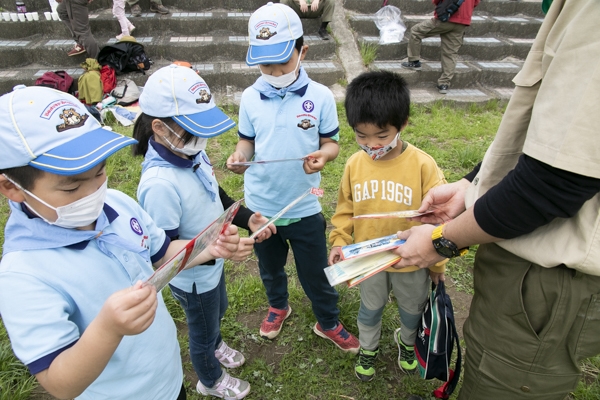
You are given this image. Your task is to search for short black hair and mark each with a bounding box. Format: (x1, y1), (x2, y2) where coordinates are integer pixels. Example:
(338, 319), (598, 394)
(294, 36), (304, 54)
(131, 113), (196, 157)
(345, 70), (410, 131)
(0, 165), (45, 191)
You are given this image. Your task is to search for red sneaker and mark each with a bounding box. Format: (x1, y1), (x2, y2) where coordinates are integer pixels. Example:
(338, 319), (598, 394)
(313, 322), (360, 354)
(259, 306), (292, 339)
(67, 44), (85, 57)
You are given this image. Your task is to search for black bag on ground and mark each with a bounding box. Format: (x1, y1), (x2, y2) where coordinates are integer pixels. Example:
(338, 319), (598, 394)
(415, 280), (462, 399)
(97, 37), (152, 75)
(435, 0), (465, 22)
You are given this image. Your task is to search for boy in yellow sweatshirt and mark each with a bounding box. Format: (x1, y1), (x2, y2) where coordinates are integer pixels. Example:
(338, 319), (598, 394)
(328, 70), (446, 382)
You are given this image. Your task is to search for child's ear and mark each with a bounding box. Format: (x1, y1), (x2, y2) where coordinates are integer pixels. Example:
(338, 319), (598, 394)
(400, 120), (409, 132)
(299, 45), (309, 61)
(0, 176), (26, 203)
(151, 119), (168, 136)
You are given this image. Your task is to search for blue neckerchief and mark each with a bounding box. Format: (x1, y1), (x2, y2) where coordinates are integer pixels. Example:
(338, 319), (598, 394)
(252, 66), (311, 99)
(141, 138), (217, 202)
(2, 201), (150, 262)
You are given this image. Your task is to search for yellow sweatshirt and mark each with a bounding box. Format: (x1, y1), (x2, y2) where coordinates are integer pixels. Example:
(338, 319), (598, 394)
(330, 142), (447, 273)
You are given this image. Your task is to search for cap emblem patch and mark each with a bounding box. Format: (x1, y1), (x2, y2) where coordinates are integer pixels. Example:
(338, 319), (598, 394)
(56, 108), (88, 132)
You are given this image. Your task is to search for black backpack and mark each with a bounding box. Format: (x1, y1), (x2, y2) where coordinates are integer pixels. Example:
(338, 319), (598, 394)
(415, 281), (462, 399)
(435, 0), (465, 22)
(97, 40), (152, 75)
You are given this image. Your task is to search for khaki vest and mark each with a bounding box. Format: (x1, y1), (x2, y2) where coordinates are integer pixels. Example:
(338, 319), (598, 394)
(465, 0), (600, 275)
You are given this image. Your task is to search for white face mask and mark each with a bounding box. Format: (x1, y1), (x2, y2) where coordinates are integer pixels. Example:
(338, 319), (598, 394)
(4, 175), (108, 229)
(261, 54), (302, 88)
(359, 133), (399, 161)
(161, 122), (207, 156)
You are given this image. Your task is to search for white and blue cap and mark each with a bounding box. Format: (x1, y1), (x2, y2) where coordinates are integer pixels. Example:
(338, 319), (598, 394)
(139, 64), (236, 138)
(0, 86), (136, 175)
(246, 2), (303, 66)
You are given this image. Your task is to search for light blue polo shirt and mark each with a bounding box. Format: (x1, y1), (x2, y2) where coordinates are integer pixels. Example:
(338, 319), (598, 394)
(238, 77), (339, 218)
(0, 190), (182, 400)
(137, 139), (224, 294)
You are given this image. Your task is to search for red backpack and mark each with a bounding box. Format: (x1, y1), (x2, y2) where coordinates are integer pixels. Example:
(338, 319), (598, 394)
(34, 70), (75, 94)
(100, 65), (117, 94)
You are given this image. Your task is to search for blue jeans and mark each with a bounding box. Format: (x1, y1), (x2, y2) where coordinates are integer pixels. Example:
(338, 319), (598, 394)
(169, 270), (227, 388)
(254, 213), (340, 329)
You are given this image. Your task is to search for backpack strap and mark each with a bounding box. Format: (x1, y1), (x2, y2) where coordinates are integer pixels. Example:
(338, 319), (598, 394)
(432, 281), (462, 399)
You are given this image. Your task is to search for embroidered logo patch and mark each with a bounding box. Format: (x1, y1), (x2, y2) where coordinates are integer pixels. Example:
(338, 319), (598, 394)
(297, 119), (315, 130)
(130, 218), (143, 235)
(56, 108), (88, 132)
(256, 26), (277, 40)
(196, 89), (212, 104)
(302, 100), (314, 113)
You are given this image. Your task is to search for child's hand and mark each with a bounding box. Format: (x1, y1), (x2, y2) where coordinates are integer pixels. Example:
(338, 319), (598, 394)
(302, 151), (327, 174)
(226, 151), (250, 175)
(227, 237), (255, 261)
(328, 246), (343, 265)
(209, 225), (241, 259)
(98, 281), (158, 338)
(429, 270), (445, 285)
(248, 212), (276, 243)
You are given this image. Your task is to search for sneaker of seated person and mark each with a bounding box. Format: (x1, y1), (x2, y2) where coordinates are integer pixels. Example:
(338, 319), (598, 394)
(313, 322), (360, 354)
(67, 44), (86, 57)
(149, 3), (169, 14)
(215, 341), (245, 368)
(196, 371), (250, 399)
(130, 4), (142, 17)
(318, 27), (331, 40)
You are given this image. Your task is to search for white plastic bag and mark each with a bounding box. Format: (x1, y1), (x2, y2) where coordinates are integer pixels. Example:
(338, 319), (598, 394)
(374, 6), (406, 45)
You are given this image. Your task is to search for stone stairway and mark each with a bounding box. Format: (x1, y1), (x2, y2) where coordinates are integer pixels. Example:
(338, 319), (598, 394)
(0, 0), (544, 103)
(344, 0), (544, 102)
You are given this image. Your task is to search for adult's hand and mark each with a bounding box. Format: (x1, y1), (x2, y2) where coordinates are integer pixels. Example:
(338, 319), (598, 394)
(311, 0), (320, 12)
(409, 179), (470, 224)
(299, 0), (309, 13)
(392, 224), (445, 269)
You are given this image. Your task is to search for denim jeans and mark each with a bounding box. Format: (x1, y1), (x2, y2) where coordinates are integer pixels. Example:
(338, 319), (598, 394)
(169, 270), (227, 388)
(254, 213), (340, 329)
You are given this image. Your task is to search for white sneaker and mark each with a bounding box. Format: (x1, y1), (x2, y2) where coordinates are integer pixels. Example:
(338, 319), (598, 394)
(196, 371), (251, 399)
(215, 341), (245, 368)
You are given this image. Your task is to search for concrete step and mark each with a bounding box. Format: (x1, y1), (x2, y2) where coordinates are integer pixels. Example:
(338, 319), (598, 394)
(410, 85), (515, 103)
(359, 35), (533, 61)
(371, 59), (523, 88)
(0, 0), (269, 14)
(0, 59), (344, 95)
(0, 11), (325, 40)
(343, 0), (545, 17)
(0, 34), (335, 68)
(350, 13), (543, 38)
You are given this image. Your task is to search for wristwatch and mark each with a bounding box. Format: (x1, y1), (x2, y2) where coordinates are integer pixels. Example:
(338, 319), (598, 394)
(431, 225), (469, 258)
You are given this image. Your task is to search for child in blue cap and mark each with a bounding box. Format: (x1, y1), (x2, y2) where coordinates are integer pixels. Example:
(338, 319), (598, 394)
(133, 64), (275, 399)
(0, 86), (241, 400)
(227, 2), (360, 354)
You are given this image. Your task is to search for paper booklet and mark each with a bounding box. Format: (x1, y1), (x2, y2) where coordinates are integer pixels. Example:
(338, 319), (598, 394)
(324, 251), (402, 288)
(145, 199), (242, 291)
(249, 187), (324, 239)
(351, 210), (433, 220)
(341, 234), (405, 260)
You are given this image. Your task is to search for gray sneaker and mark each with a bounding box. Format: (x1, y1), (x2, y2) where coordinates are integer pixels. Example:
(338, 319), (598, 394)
(215, 341), (245, 368)
(130, 4), (141, 17)
(150, 3), (169, 14)
(196, 371), (250, 399)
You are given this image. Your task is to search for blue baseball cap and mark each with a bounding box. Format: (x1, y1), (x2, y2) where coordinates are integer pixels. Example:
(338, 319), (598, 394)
(139, 64), (236, 138)
(0, 86), (136, 175)
(246, 2), (304, 66)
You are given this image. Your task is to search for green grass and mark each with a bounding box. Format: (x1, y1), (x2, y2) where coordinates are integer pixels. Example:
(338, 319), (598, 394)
(1, 102), (599, 399)
(359, 41), (378, 67)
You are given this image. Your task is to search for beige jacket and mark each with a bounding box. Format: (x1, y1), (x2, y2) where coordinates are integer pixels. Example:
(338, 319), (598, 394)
(465, 0), (600, 275)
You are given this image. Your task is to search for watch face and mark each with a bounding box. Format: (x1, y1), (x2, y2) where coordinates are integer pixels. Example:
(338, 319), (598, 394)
(433, 238), (456, 258)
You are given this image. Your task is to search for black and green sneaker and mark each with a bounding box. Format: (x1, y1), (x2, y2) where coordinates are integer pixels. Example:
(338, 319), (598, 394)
(394, 328), (417, 373)
(354, 347), (379, 382)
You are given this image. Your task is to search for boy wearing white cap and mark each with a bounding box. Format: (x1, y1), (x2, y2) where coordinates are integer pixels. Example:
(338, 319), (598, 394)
(227, 2), (360, 354)
(0, 86), (241, 399)
(133, 65), (276, 399)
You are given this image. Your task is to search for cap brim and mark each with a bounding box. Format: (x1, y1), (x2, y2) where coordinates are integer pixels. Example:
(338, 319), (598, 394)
(246, 40), (296, 66)
(173, 106), (236, 138)
(30, 128), (137, 175)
